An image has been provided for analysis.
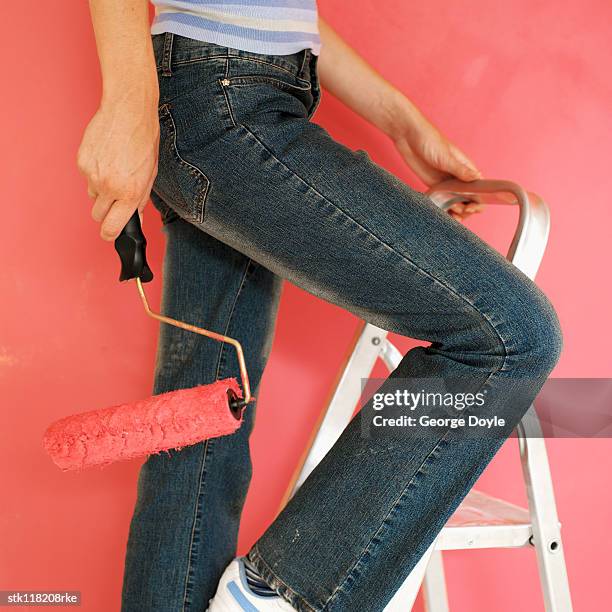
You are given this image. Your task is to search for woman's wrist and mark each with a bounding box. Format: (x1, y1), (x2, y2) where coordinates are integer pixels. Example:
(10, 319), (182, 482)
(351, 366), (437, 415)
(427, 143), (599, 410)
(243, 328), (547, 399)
(375, 88), (425, 141)
(100, 56), (159, 109)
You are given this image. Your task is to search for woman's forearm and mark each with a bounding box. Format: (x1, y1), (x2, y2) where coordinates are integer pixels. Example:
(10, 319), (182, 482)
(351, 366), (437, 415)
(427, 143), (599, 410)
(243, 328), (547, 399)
(88, 0), (158, 106)
(317, 18), (419, 136)
(78, 0), (160, 241)
(317, 18), (481, 191)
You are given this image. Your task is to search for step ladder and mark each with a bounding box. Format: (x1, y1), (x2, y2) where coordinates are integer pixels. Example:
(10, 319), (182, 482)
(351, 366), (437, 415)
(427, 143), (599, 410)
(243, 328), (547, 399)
(279, 179), (573, 611)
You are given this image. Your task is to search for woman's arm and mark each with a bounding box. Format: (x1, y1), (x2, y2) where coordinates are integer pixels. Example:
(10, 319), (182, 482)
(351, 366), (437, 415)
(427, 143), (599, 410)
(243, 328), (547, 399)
(77, 0), (159, 241)
(317, 18), (483, 220)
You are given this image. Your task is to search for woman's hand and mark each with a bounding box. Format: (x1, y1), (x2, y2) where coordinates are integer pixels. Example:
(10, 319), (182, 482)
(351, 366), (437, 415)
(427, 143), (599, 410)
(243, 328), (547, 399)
(388, 98), (485, 222)
(77, 95), (159, 241)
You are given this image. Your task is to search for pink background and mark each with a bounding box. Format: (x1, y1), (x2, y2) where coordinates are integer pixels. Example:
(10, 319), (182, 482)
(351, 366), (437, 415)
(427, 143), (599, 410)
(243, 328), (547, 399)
(1, 1), (610, 610)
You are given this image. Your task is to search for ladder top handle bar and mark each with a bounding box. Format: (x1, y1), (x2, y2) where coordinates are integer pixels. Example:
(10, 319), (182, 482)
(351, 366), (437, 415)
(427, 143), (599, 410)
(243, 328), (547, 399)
(426, 179), (550, 280)
(426, 178), (530, 210)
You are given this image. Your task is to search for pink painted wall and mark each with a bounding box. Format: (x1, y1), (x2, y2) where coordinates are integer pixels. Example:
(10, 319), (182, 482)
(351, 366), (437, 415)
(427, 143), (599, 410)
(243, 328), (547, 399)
(1, 1), (610, 610)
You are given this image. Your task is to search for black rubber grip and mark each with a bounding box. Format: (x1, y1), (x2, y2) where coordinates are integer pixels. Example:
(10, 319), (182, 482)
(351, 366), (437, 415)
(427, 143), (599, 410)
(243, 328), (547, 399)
(114, 211), (154, 283)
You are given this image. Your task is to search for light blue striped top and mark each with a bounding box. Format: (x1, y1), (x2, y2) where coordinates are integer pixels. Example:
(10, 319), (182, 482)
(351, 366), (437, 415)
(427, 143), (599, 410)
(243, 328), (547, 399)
(151, 1), (321, 56)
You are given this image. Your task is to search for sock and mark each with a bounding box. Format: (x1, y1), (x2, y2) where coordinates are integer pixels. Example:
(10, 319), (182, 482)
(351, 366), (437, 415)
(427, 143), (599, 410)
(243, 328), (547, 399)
(243, 557), (277, 597)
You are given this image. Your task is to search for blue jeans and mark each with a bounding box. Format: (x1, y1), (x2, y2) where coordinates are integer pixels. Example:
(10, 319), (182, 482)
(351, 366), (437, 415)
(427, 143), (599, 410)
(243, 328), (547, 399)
(121, 33), (563, 612)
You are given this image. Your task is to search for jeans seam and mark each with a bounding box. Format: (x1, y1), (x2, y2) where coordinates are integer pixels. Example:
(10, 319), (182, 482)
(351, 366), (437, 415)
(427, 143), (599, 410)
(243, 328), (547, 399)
(161, 32), (174, 77)
(221, 57), (238, 127)
(306, 55), (321, 119)
(166, 54), (229, 67)
(322, 432), (452, 609)
(236, 123), (509, 375)
(232, 55), (305, 78)
(222, 74), (312, 92)
(181, 439), (213, 611)
(214, 258), (254, 381)
(181, 253), (251, 609)
(298, 49), (309, 75)
(159, 103), (210, 224)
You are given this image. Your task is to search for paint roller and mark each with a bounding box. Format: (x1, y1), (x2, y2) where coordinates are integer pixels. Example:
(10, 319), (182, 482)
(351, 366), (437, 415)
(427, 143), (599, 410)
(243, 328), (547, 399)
(43, 212), (252, 471)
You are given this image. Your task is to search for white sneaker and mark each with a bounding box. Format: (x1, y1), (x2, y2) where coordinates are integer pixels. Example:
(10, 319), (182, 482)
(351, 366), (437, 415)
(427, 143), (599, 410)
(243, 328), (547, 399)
(207, 557), (296, 611)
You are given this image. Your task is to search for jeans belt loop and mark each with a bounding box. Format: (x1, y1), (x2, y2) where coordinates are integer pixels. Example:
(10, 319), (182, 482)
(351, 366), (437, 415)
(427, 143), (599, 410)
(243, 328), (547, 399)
(299, 48), (310, 77)
(161, 32), (174, 77)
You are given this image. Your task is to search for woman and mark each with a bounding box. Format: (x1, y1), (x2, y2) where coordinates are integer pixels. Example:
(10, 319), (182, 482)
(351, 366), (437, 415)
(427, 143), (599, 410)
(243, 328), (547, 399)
(77, 1), (563, 610)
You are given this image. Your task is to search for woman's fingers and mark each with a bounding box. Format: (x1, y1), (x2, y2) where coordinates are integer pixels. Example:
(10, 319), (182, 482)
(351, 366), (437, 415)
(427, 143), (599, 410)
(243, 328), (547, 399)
(100, 200), (139, 241)
(447, 201), (485, 221)
(444, 143), (482, 182)
(91, 193), (115, 223)
(89, 170), (154, 239)
(396, 137), (484, 188)
(448, 203), (465, 221)
(465, 203), (485, 214)
(76, 100), (159, 240)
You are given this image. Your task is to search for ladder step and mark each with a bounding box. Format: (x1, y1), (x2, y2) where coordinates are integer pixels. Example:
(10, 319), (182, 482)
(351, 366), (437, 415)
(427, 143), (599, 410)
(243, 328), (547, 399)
(448, 489), (530, 527)
(437, 489), (536, 551)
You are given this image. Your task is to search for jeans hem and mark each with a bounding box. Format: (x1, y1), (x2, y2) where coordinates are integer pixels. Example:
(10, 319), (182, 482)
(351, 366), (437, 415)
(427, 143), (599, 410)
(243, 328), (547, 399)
(246, 545), (318, 612)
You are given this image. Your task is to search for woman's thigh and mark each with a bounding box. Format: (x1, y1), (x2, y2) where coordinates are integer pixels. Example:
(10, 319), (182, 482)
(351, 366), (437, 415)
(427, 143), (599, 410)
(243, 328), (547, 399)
(154, 64), (555, 360)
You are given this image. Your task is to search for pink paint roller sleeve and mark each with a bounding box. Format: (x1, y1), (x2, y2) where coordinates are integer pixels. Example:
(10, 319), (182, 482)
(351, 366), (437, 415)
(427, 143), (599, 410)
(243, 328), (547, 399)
(43, 378), (243, 471)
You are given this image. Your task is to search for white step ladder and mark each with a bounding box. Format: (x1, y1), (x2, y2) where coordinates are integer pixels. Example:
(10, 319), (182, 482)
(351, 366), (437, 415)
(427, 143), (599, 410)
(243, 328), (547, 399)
(280, 180), (573, 611)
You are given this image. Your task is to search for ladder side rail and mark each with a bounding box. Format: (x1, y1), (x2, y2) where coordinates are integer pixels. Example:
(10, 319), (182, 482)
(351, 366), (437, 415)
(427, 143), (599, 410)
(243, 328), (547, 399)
(385, 541), (439, 612)
(288, 322), (390, 496)
(422, 550), (450, 612)
(518, 411), (574, 611)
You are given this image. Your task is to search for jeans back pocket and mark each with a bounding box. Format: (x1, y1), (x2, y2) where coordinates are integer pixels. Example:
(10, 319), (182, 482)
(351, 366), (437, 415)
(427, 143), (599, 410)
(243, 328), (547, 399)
(153, 103), (210, 225)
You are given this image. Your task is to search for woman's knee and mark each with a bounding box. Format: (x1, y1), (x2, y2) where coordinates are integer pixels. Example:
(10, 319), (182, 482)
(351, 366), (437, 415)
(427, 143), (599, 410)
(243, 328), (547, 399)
(500, 282), (563, 376)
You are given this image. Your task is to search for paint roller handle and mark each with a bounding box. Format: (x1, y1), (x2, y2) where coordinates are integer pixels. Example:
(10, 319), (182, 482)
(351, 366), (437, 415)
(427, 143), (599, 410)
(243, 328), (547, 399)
(114, 211), (154, 283)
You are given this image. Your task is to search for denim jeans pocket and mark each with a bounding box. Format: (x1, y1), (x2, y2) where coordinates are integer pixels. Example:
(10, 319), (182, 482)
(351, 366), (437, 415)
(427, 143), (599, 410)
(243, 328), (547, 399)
(153, 103), (210, 225)
(221, 55), (316, 121)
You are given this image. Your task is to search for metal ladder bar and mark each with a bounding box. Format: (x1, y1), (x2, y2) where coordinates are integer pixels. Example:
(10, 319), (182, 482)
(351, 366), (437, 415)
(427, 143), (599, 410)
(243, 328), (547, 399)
(519, 410), (573, 611)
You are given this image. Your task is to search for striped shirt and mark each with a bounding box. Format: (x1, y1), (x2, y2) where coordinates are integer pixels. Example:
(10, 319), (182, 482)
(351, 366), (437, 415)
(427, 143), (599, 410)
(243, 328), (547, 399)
(151, 1), (321, 56)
